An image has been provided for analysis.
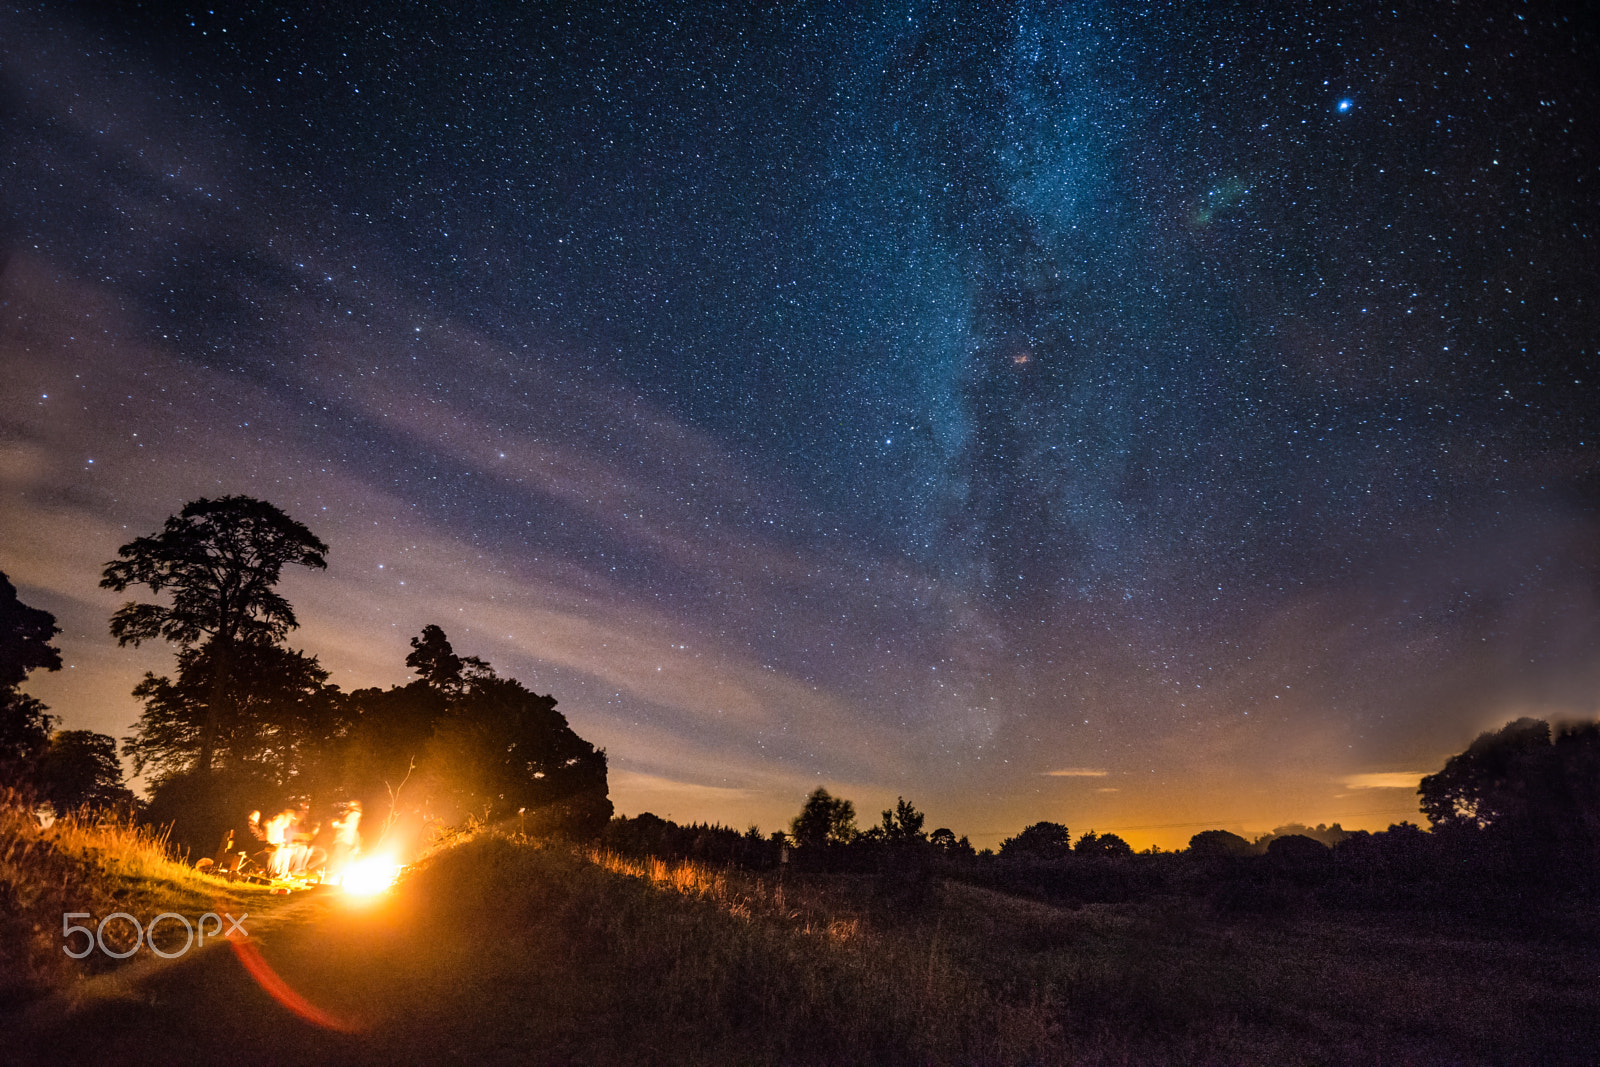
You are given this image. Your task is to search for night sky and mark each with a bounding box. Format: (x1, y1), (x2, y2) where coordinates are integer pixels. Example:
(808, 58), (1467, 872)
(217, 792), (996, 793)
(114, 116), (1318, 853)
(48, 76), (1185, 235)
(4, 1), (1597, 847)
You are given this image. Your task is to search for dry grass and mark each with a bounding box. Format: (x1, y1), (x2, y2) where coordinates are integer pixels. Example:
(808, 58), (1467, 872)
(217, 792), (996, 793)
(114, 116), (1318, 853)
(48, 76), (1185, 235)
(340, 834), (1600, 1063)
(0, 791), (264, 1004)
(8, 828), (1600, 1064)
(487, 836), (1600, 1063)
(586, 846), (864, 941)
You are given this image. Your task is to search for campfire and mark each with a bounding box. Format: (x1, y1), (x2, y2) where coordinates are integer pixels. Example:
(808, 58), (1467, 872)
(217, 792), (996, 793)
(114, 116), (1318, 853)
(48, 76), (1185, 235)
(339, 855), (404, 896)
(205, 800), (405, 894)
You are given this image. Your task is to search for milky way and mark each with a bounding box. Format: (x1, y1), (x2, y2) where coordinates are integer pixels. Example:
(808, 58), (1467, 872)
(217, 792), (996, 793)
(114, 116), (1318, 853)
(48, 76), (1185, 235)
(3, 2), (1597, 845)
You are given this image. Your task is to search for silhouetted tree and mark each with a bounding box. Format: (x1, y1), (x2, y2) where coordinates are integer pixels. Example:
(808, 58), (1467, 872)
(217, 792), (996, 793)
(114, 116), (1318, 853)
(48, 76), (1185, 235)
(33, 731), (135, 816)
(1000, 821), (1072, 858)
(1254, 822), (1352, 850)
(879, 796), (927, 844)
(340, 681), (448, 817)
(1421, 717), (1600, 883)
(928, 827), (976, 858)
(602, 813), (781, 869)
(337, 625), (488, 815)
(1076, 830), (1133, 857)
(124, 640), (343, 786)
(405, 624), (491, 692)
(101, 496), (328, 774)
(355, 627), (614, 838)
(1420, 718), (1555, 833)
(0, 570), (61, 783)
(0, 570), (60, 690)
(791, 786), (857, 847)
(423, 672), (611, 836)
(1187, 829), (1254, 858)
(1265, 834), (1331, 864)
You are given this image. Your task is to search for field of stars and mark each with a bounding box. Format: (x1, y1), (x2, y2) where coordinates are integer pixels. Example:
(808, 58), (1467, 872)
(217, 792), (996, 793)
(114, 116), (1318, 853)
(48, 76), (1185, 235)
(2, 1), (1596, 847)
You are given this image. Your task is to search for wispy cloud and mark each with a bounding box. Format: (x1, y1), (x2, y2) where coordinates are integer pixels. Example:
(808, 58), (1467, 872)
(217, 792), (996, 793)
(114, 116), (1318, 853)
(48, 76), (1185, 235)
(1343, 772), (1426, 790)
(1044, 768), (1109, 777)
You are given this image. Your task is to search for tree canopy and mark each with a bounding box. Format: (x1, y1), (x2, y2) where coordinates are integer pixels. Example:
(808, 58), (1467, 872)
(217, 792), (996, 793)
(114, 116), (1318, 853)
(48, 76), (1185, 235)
(406, 623), (491, 691)
(791, 787), (857, 847)
(1419, 717), (1556, 833)
(102, 496), (328, 773)
(101, 496), (328, 649)
(0, 570), (61, 780)
(417, 658), (612, 835)
(1187, 829), (1254, 858)
(999, 821), (1073, 858)
(1419, 717), (1600, 880)
(0, 570), (61, 690)
(104, 501), (609, 850)
(878, 796), (927, 844)
(1075, 830), (1133, 857)
(132, 621), (612, 854)
(32, 730), (135, 816)
(125, 639), (342, 785)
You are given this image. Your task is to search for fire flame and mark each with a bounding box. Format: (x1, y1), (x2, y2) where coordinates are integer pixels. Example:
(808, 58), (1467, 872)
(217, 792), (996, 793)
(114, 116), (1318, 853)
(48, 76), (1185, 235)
(341, 855), (402, 896)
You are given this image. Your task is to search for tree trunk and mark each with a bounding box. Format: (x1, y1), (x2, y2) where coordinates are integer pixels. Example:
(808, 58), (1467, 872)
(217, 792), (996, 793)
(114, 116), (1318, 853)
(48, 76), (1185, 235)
(196, 636), (232, 775)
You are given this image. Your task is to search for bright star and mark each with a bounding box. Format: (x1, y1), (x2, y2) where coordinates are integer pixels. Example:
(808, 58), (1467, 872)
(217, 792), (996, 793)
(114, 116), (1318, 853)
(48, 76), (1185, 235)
(1337, 99), (1352, 112)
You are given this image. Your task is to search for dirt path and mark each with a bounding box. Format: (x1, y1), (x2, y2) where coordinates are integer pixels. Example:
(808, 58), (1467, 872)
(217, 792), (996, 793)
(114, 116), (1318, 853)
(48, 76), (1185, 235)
(6, 888), (419, 1066)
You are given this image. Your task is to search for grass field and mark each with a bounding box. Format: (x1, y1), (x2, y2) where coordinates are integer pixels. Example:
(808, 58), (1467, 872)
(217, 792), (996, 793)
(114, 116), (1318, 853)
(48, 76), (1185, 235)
(7, 828), (1599, 1064)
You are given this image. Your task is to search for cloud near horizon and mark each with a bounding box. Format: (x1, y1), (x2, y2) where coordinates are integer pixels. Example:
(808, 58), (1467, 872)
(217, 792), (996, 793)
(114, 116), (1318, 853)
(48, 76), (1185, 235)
(1343, 773), (1428, 791)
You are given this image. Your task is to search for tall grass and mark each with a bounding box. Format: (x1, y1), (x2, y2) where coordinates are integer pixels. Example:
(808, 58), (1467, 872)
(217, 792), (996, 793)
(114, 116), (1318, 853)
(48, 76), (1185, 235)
(388, 834), (1028, 1064)
(0, 790), (258, 1004)
(376, 832), (1600, 1065)
(8, 827), (1599, 1063)
(586, 846), (864, 942)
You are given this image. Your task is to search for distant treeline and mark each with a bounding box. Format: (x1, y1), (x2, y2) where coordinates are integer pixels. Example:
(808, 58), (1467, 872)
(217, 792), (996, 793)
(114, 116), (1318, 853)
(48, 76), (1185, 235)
(607, 717), (1600, 926)
(602, 809), (1590, 924)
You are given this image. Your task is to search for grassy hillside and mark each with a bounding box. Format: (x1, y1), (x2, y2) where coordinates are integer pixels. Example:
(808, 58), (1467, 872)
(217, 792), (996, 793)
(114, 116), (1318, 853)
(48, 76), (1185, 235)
(0, 797), (268, 1006)
(10, 829), (1598, 1064)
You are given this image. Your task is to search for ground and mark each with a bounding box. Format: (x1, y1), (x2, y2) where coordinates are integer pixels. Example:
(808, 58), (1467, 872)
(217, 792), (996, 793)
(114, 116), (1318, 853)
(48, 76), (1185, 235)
(7, 835), (1598, 1065)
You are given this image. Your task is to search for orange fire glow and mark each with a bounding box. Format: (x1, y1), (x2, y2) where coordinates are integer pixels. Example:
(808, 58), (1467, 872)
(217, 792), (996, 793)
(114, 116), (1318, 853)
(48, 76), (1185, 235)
(340, 855), (403, 896)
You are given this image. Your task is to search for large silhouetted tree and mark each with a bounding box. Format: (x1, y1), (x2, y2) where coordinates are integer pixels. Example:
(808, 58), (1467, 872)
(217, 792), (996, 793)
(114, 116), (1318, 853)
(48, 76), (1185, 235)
(1076, 830), (1133, 857)
(0, 570), (61, 783)
(423, 673), (611, 834)
(1187, 829), (1254, 858)
(1419, 717), (1554, 833)
(791, 787), (857, 848)
(1420, 717), (1600, 881)
(0, 570), (61, 689)
(101, 496), (328, 774)
(358, 626), (611, 838)
(125, 640), (342, 786)
(406, 623), (492, 692)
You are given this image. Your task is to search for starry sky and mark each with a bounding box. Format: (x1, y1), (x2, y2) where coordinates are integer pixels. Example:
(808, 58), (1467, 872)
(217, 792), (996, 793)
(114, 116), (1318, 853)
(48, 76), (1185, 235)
(3, 1), (1597, 848)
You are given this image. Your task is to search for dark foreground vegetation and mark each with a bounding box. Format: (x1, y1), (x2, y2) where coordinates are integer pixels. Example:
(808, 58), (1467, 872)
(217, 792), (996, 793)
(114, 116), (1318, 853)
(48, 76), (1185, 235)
(7, 830), (1599, 1066)
(601, 709), (1600, 939)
